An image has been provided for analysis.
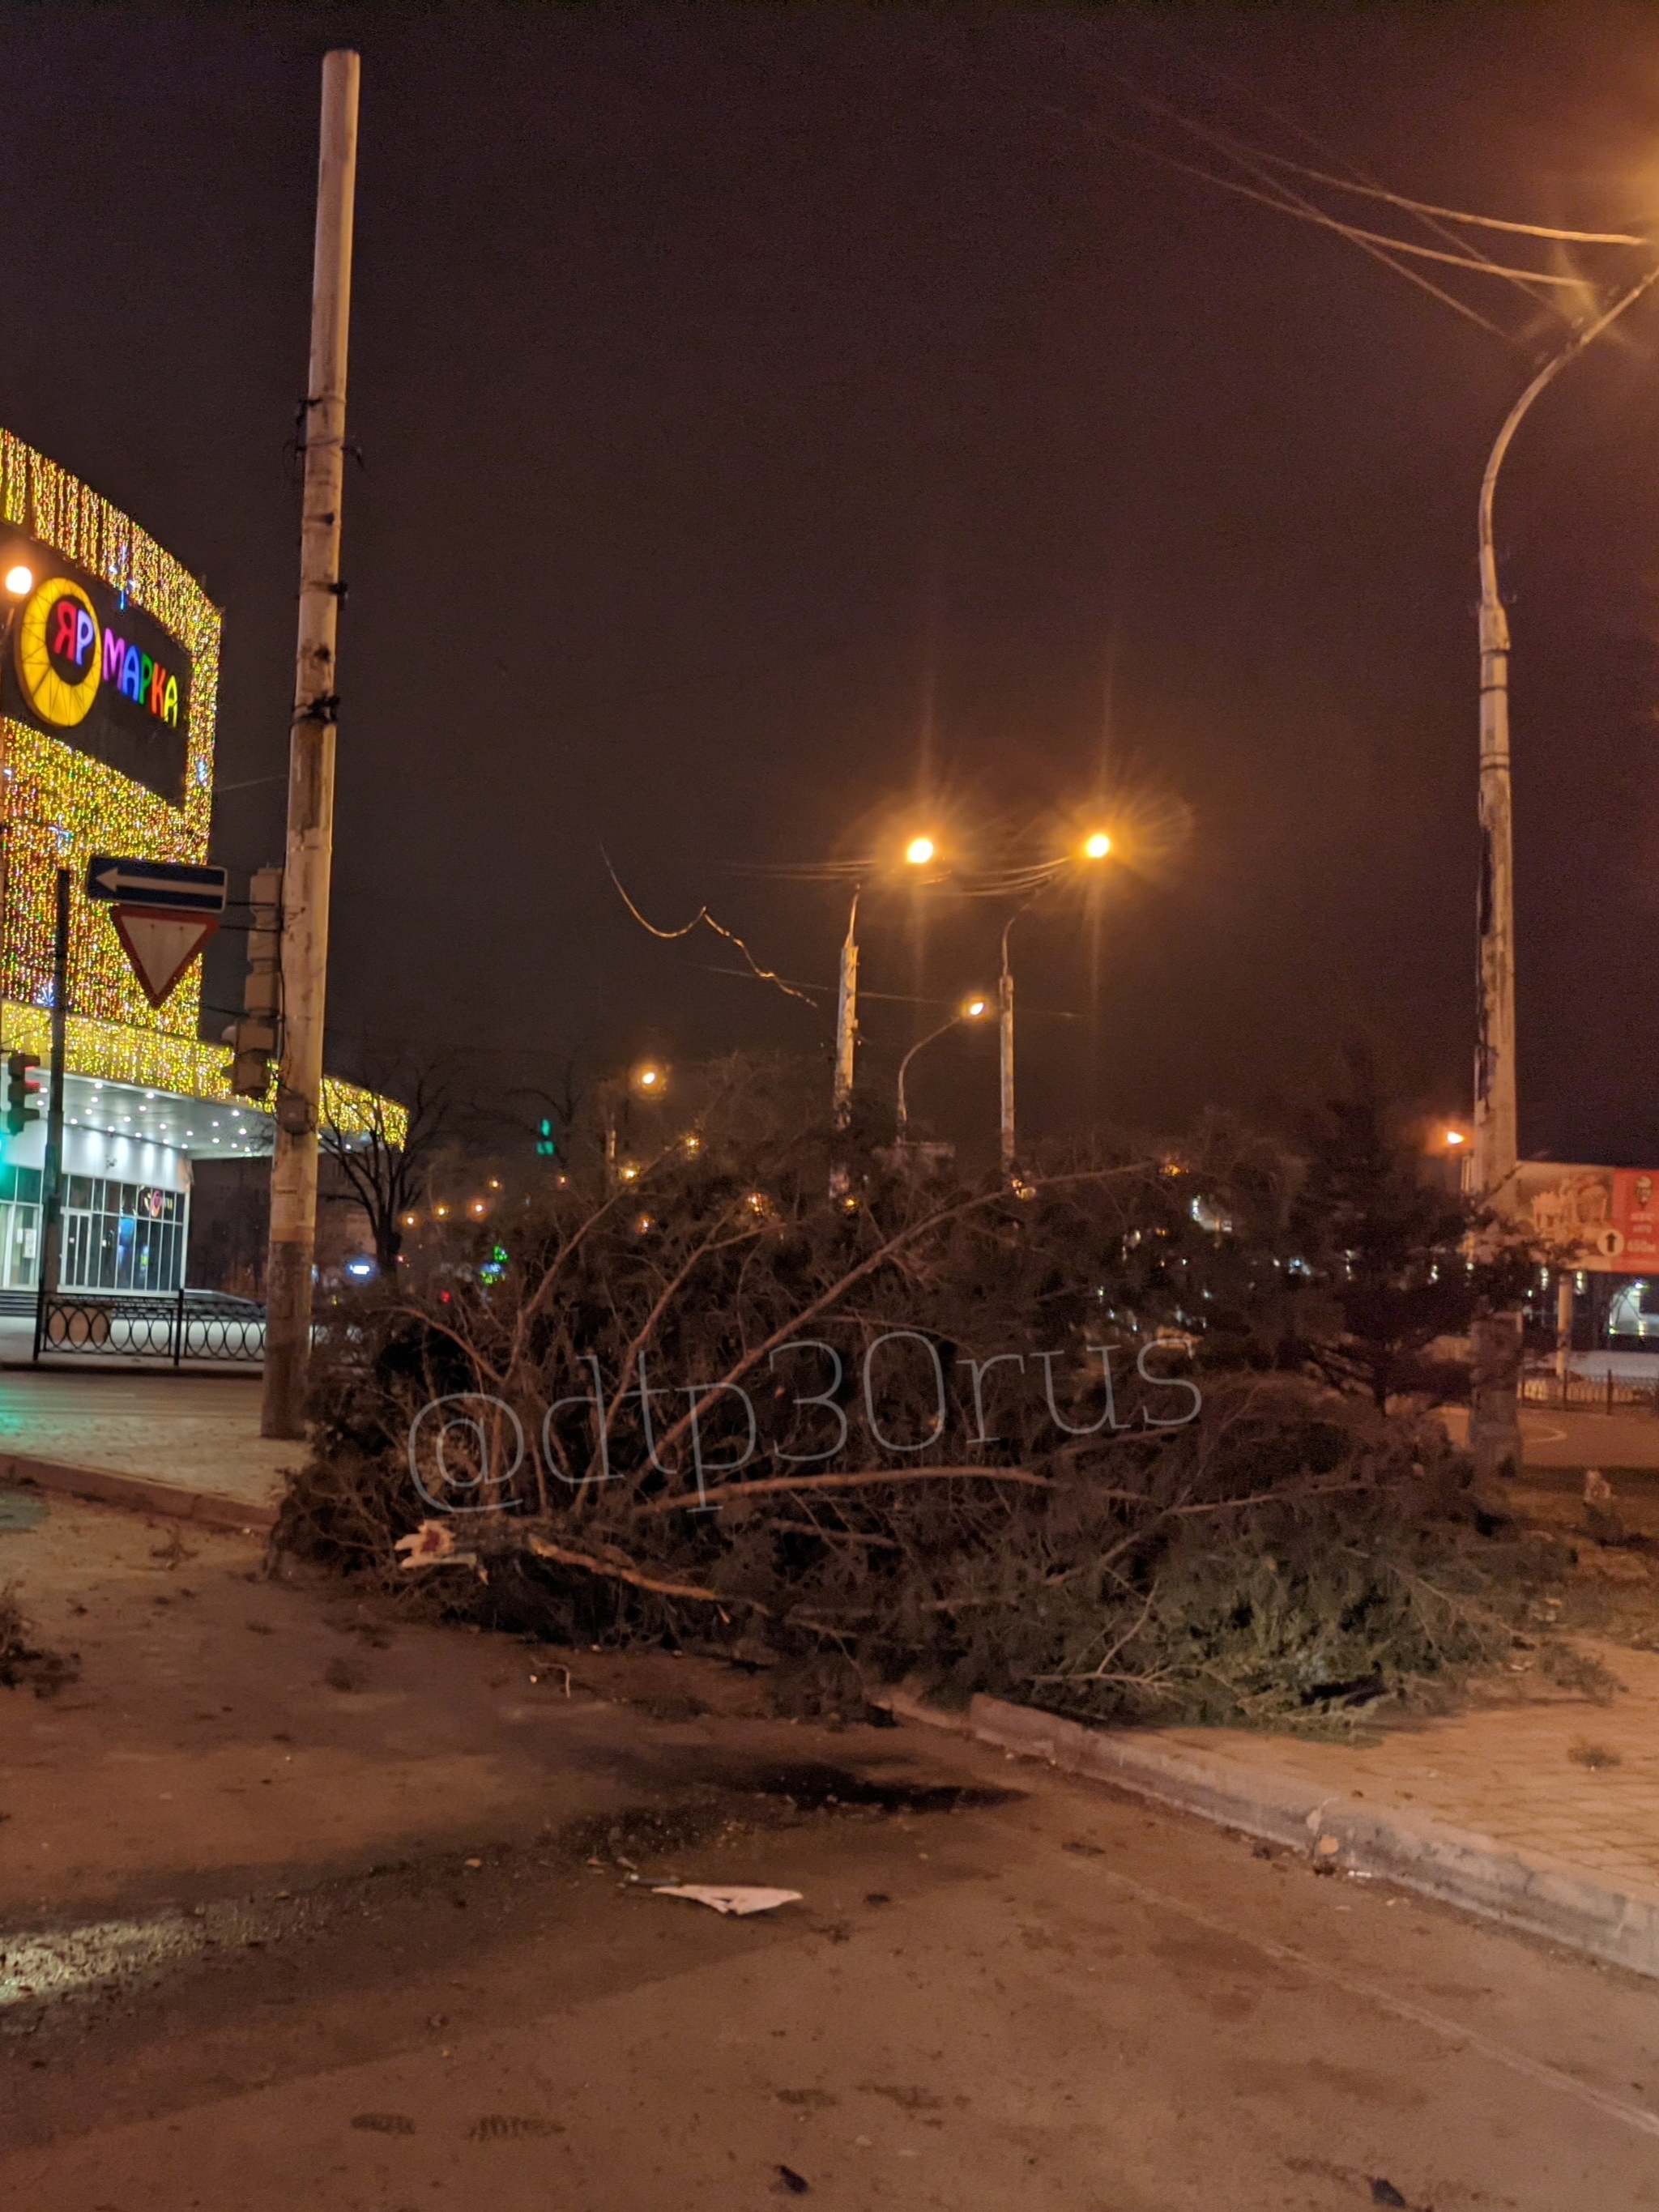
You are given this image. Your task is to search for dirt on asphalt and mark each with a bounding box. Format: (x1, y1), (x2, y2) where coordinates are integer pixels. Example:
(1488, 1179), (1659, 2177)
(5, 1486), (1659, 2210)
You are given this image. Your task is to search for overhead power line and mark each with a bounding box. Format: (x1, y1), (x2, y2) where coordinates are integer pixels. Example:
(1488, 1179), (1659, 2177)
(1238, 149), (1651, 247)
(602, 849), (820, 1012)
(1104, 128), (1525, 343)
(1149, 94), (1572, 318)
(1124, 96), (1601, 289)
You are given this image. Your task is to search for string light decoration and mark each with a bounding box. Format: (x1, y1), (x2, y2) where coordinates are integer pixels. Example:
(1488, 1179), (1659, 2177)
(0, 429), (218, 1034)
(0, 999), (399, 1140)
(0, 433), (405, 1147)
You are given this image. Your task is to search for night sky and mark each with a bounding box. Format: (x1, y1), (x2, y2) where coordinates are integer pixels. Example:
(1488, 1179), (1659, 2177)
(6, 4), (1659, 1164)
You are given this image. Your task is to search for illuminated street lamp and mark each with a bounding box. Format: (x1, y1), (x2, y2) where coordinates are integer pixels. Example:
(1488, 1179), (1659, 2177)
(998, 831), (1115, 1183)
(603, 1059), (669, 1187)
(895, 991), (990, 1148)
(4, 564), (32, 601)
(833, 831), (944, 1144)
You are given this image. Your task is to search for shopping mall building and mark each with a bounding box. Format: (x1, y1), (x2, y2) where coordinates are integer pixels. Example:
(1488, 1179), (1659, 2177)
(0, 430), (382, 1297)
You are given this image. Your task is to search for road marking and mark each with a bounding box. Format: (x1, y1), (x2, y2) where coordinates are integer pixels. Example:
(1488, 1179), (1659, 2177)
(1066, 1858), (1659, 2142)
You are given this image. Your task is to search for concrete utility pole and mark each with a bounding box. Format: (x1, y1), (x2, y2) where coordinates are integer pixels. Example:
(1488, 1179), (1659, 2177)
(832, 893), (859, 1127)
(998, 906), (1033, 1186)
(1467, 271), (1658, 1477)
(829, 891), (859, 1196)
(262, 49), (360, 1439)
(997, 953), (1015, 1183)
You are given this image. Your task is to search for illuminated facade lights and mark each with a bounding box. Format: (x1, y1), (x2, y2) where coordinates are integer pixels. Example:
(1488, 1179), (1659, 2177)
(0, 434), (403, 1293)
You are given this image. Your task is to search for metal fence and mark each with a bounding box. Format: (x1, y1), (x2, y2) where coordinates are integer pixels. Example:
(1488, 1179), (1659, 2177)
(32, 1288), (266, 1367)
(1520, 1366), (1659, 1414)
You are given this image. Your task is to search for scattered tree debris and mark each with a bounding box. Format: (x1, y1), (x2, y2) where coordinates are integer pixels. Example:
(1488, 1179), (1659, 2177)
(0, 1583), (79, 1698)
(276, 1061), (1572, 1734)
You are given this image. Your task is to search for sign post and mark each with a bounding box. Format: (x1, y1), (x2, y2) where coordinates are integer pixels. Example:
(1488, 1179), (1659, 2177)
(32, 867), (70, 1361)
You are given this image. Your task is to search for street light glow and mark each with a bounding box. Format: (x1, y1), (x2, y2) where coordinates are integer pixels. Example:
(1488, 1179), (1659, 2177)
(1444, 1127), (1466, 1147)
(961, 994), (990, 1020)
(4, 564), (32, 599)
(629, 1058), (667, 1095)
(904, 835), (936, 866)
(1083, 831), (1112, 859)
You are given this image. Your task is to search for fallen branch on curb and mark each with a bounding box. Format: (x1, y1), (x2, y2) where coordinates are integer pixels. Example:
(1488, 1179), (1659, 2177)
(522, 1533), (770, 1614)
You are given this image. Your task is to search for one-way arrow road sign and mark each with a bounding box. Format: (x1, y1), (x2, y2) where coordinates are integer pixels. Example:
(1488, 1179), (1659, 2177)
(85, 855), (229, 1008)
(85, 856), (228, 914)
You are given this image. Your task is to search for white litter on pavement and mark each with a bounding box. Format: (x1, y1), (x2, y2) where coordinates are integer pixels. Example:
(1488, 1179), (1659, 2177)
(651, 1885), (803, 1916)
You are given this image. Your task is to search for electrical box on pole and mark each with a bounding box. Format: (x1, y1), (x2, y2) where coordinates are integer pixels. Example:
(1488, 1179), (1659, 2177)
(5, 1052), (41, 1136)
(225, 863), (284, 1098)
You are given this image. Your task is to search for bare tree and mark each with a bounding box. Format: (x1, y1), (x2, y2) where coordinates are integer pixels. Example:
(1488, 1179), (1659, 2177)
(322, 1062), (454, 1273)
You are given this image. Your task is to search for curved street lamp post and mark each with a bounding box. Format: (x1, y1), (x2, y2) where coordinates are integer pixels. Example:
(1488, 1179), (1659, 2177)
(1469, 271), (1659, 1476)
(894, 993), (989, 1149)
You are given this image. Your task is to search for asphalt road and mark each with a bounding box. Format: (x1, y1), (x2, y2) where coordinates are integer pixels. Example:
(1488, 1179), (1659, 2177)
(5, 1494), (1659, 2210)
(1442, 1400), (1659, 1469)
(6, 1723), (1659, 2209)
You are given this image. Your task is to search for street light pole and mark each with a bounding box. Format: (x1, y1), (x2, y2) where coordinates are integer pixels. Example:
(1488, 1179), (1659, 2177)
(832, 889), (859, 1130)
(998, 915), (1018, 1183)
(1468, 271), (1659, 1476)
(895, 1016), (956, 1149)
(830, 840), (933, 1189)
(262, 49), (360, 1439)
(895, 995), (987, 1149)
(996, 835), (1112, 1186)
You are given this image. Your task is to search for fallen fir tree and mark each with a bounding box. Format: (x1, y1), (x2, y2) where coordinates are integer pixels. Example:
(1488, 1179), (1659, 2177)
(277, 1061), (1567, 1730)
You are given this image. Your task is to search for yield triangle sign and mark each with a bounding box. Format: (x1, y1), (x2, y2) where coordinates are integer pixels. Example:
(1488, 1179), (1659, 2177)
(111, 905), (220, 1008)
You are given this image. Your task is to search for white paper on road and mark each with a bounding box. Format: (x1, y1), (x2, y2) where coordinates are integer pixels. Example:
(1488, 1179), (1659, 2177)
(652, 1885), (803, 1916)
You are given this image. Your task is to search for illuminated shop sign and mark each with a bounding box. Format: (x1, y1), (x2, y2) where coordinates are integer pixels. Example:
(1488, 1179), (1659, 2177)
(2, 543), (191, 806)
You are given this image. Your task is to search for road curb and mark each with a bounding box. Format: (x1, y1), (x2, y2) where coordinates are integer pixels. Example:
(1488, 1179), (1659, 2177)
(885, 1685), (1659, 1981)
(0, 1450), (279, 1534)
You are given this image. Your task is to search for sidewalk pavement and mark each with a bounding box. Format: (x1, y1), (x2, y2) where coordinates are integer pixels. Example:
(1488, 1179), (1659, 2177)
(0, 1370), (294, 1530)
(889, 1639), (1659, 1980)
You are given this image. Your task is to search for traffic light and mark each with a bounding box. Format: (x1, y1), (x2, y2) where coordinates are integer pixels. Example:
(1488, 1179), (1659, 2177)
(535, 1116), (558, 1157)
(227, 863), (283, 1099)
(5, 1051), (41, 1137)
